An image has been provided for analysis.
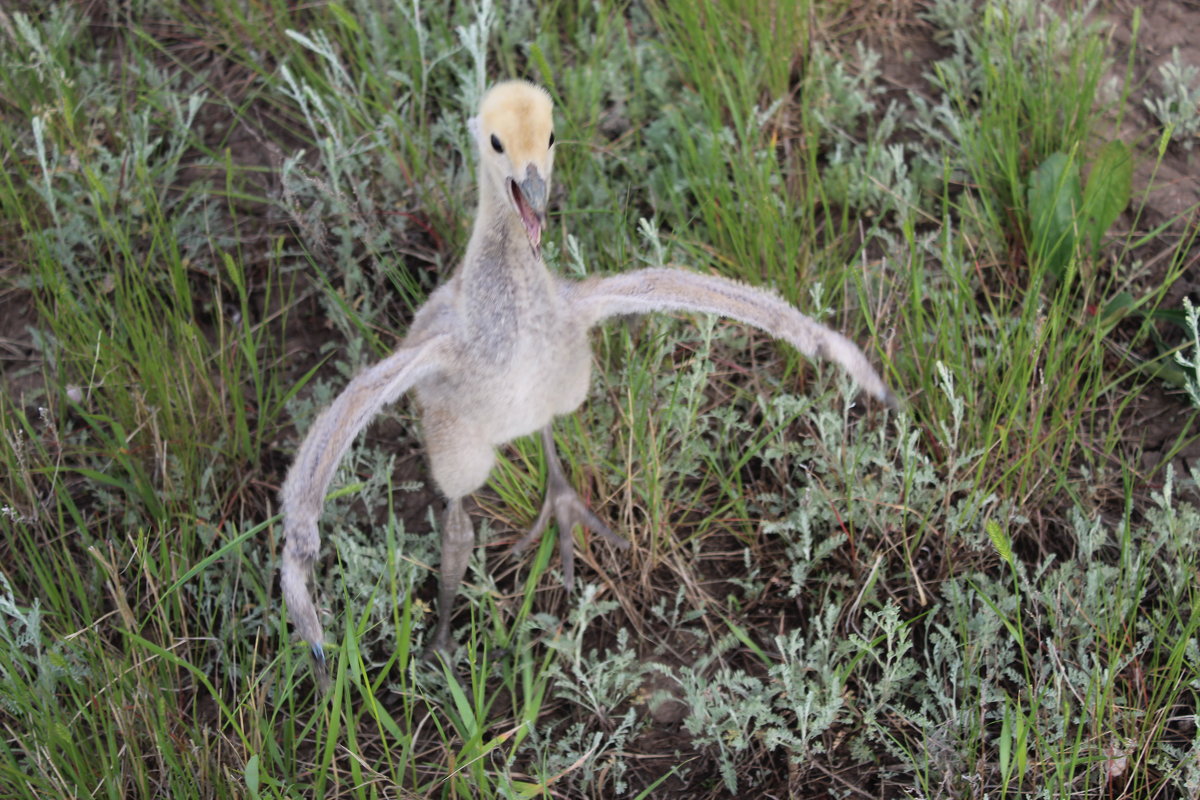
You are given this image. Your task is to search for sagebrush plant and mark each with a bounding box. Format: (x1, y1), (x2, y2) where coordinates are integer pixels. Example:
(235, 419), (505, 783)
(807, 41), (940, 226)
(1178, 298), (1200, 409)
(0, 0), (1198, 797)
(1144, 46), (1200, 150)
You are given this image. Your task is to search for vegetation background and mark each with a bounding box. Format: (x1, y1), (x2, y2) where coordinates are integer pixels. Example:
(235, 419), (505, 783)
(1, 0), (1199, 796)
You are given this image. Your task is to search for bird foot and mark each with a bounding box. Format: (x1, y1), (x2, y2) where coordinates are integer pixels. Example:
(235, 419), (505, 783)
(512, 483), (629, 591)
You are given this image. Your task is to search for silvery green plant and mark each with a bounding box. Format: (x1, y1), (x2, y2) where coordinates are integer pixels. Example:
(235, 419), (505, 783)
(654, 600), (919, 792)
(663, 633), (776, 792)
(1175, 297), (1200, 408)
(1144, 48), (1200, 149)
(889, 466), (1200, 794)
(631, 346), (1031, 791)
(807, 42), (883, 137)
(763, 604), (847, 759)
(807, 42), (939, 222)
(23, 78), (215, 278)
(0, 571), (86, 714)
(530, 596), (646, 795)
(276, 59), (411, 334)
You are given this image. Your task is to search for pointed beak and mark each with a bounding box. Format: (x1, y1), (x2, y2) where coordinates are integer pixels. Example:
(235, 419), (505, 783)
(509, 165), (547, 252)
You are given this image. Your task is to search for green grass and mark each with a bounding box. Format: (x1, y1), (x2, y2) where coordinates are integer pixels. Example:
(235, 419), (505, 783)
(1, 0), (1198, 796)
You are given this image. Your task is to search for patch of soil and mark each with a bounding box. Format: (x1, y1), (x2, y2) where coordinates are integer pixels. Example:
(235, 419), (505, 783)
(0, 283), (42, 402)
(1102, 0), (1200, 488)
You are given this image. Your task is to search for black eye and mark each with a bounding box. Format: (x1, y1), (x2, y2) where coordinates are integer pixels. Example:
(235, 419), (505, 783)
(490, 133), (503, 153)
(549, 131), (556, 147)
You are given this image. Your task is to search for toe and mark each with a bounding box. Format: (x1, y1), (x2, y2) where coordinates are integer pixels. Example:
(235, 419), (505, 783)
(580, 506), (628, 550)
(513, 500), (553, 555)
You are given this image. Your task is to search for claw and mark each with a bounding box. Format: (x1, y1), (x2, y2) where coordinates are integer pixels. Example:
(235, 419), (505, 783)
(310, 643), (331, 691)
(513, 427), (630, 591)
(514, 481), (628, 590)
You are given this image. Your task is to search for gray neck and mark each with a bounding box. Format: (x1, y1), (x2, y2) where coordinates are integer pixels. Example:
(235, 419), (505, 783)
(460, 174), (539, 288)
(454, 176), (549, 351)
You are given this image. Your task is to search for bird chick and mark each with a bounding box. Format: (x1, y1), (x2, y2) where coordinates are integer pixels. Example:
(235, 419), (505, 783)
(279, 80), (896, 680)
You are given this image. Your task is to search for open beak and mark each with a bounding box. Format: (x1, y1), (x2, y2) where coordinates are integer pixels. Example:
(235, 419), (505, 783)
(508, 165), (547, 253)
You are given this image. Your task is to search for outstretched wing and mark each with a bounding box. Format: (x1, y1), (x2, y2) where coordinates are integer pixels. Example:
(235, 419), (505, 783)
(279, 331), (450, 676)
(563, 267), (896, 407)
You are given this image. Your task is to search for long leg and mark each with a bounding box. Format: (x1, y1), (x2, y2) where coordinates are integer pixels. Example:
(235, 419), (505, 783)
(513, 426), (629, 590)
(428, 497), (475, 655)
